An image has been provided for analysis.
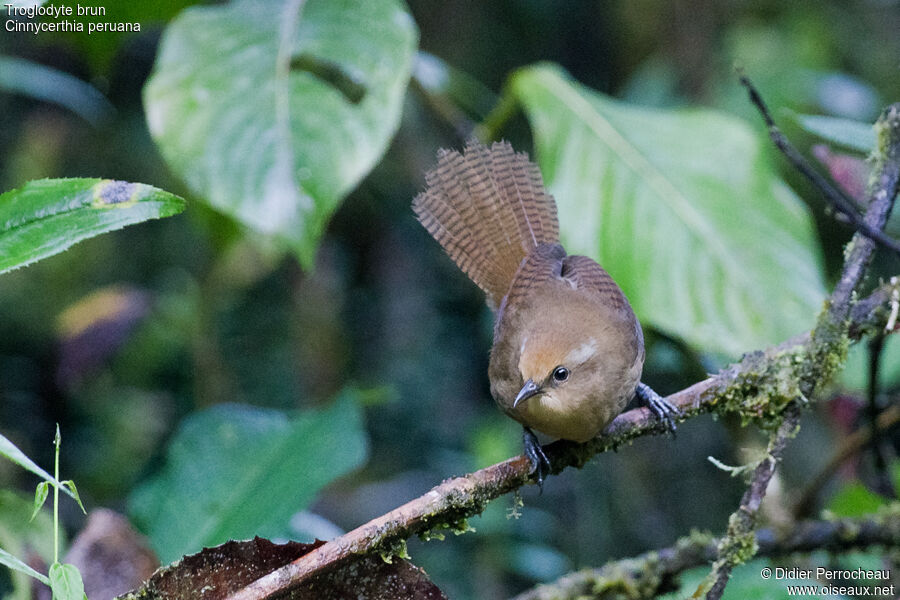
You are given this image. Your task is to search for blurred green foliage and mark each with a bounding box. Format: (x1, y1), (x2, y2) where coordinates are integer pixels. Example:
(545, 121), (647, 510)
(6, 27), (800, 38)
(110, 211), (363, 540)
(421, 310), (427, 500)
(791, 112), (877, 153)
(1, 0), (899, 598)
(0, 491), (55, 600)
(128, 393), (368, 562)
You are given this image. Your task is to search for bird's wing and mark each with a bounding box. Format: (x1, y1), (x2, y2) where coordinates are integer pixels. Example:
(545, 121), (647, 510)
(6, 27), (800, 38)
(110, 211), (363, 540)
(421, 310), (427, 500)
(562, 254), (645, 361)
(502, 243), (566, 314)
(560, 255), (630, 312)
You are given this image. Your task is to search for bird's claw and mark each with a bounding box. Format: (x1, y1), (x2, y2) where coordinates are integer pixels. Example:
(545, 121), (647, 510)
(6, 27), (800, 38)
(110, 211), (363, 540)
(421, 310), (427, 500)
(635, 382), (681, 437)
(523, 427), (550, 492)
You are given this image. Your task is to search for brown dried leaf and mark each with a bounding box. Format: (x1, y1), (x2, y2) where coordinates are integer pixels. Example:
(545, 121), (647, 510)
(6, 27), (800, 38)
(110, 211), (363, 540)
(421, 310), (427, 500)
(115, 537), (447, 600)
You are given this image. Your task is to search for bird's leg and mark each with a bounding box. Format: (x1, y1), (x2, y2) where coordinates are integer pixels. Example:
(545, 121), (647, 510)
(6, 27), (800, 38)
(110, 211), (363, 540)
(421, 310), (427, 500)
(635, 382), (681, 436)
(522, 426), (550, 491)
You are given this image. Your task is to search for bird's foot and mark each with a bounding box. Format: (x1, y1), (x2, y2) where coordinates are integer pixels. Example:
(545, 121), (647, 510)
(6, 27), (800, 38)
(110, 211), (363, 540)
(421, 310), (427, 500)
(635, 382), (681, 437)
(523, 427), (550, 492)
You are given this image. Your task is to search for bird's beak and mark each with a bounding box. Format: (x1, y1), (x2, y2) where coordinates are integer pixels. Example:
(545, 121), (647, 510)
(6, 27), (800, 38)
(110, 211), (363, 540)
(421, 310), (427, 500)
(514, 378), (541, 408)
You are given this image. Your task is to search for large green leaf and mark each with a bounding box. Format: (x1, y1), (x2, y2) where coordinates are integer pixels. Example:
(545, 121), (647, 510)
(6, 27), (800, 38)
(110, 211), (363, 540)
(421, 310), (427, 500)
(0, 178), (184, 275)
(144, 0), (418, 267)
(127, 393), (368, 563)
(509, 64), (826, 357)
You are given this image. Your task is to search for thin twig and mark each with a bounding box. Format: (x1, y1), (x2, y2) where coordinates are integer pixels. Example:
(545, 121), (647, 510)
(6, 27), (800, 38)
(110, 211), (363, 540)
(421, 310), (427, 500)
(738, 74), (900, 258)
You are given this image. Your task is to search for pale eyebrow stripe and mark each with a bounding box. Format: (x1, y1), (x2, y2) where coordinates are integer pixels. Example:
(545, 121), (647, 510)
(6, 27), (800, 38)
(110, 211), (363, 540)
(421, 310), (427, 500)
(564, 338), (597, 365)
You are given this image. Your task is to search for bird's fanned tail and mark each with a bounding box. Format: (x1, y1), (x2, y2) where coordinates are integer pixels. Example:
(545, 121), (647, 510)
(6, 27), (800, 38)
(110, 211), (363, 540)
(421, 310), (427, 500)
(412, 139), (560, 308)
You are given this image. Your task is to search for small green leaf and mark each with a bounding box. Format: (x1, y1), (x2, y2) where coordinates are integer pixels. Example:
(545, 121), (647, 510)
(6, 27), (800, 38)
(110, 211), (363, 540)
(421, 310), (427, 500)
(60, 481), (86, 515)
(30, 482), (49, 521)
(128, 392), (368, 562)
(0, 433), (75, 500)
(0, 546), (50, 586)
(509, 63), (826, 356)
(827, 482), (888, 518)
(791, 112), (875, 153)
(144, 0), (418, 267)
(0, 178), (185, 274)
(0, 433), (53, 481)
(48, 562), (85, 600)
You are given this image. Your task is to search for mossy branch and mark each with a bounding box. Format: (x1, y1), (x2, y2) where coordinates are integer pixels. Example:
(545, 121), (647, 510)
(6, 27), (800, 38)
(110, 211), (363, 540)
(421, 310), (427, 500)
(512, 506), (900, 600)
(223, 289), (896, 600)
(701, 404), (801, 599)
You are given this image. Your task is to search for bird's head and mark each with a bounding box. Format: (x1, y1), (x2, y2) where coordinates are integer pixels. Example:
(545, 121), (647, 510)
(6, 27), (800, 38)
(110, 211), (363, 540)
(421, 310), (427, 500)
(514, 324), (602, 409)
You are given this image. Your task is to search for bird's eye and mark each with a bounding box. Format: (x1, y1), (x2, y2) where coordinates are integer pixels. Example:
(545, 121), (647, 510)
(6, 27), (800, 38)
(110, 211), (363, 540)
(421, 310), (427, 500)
(552, 366), (569, 383)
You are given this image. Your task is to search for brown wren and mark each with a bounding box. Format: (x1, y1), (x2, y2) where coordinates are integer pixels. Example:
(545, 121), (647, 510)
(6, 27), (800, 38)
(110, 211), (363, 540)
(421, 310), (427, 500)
(413, 139), (678, 485)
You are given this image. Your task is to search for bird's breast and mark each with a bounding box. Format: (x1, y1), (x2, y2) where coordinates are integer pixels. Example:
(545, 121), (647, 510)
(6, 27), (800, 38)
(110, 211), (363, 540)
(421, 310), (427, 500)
(513, 391), (623, 443)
